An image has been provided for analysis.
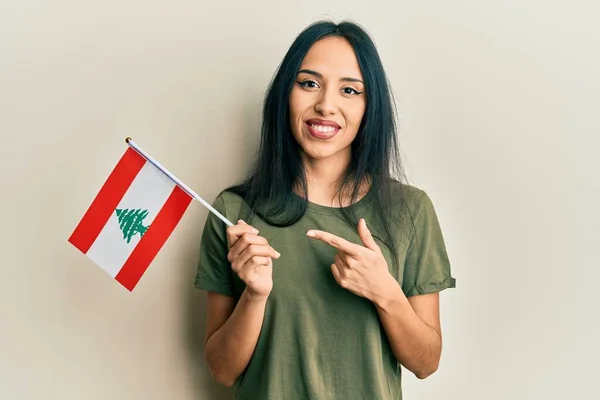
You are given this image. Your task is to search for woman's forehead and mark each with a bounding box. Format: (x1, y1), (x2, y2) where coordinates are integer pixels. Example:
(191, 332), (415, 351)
(299, 37), (363, 80)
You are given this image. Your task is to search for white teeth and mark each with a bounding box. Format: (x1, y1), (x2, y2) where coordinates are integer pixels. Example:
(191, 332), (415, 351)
(311, 124), (335, 133)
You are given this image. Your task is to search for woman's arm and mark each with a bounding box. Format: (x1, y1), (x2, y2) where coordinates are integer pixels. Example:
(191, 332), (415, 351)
(203, 290), (269, 387)
(306, 219), (445, 380)
(373, 285), (443, 379)
(203, 221), (279, 387)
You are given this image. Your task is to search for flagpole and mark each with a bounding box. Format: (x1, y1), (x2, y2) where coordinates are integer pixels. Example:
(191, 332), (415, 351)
(125, 137), (234, 227)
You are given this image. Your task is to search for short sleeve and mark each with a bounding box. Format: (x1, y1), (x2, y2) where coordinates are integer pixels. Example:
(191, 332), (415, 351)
(193, 193), (235, 297)
(402, 191), (456, 297)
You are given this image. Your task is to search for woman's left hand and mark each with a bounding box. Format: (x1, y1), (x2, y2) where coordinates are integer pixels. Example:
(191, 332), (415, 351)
(306, 218), (399, 305)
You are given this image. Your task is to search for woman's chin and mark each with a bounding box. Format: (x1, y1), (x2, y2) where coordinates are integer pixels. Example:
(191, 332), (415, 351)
(300, 144), (349, 162)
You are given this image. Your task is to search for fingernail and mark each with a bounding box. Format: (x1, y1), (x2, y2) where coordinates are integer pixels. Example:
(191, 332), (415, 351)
(252, 228), (259, 234)
(275, 251), (281, 258)
(306, 230), (315, 237)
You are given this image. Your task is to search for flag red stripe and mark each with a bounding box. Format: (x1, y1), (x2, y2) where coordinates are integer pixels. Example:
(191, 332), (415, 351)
(115, 186), (192, 291)
(69, 148), (146, 254)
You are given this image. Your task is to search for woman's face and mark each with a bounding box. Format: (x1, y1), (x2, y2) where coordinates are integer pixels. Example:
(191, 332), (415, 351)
(289, 36), (366, 163)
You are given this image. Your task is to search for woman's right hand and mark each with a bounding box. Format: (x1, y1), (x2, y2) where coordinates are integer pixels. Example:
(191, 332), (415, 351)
(226, 220), (280, 300)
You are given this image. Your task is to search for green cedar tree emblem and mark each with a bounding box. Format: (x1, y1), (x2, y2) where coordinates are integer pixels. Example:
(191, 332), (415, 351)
(115, 208), (150, 243)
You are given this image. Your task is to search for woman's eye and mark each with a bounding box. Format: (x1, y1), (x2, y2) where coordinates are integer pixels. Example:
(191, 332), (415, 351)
(342, 87), (362, 95)
(298, 80), (319, 89)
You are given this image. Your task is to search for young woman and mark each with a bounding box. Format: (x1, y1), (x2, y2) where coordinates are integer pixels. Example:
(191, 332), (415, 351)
(194, 20), (456, 400)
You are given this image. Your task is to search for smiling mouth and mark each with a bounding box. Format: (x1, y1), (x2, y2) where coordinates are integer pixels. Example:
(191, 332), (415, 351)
(305, 119), (341, 139)
(306, 123), (340, 139)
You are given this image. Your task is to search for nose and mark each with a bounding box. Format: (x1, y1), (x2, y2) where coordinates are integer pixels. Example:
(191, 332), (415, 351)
(314, 87), (338, 116)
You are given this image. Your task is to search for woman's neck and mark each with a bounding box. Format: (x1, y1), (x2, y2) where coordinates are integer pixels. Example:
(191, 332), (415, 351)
(299, 151), (368, 208)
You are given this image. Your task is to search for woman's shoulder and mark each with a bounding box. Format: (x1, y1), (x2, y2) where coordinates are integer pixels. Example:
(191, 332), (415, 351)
(215, 188), (245, 204)
(387, 180), (446, 229)
(207, 188), (250, 221)
(388, 179), (429, 207)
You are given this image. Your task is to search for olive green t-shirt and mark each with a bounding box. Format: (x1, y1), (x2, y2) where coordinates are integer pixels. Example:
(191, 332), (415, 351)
(194, 182), (456, 400)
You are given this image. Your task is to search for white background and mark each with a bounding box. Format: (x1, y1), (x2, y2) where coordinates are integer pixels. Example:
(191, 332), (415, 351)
(1, 1), (598, 399)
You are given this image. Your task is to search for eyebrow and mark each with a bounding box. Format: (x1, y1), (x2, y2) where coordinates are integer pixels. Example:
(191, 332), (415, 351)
(297, 69), (364, 84)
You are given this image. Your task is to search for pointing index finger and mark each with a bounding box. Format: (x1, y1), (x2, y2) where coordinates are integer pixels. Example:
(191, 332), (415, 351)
(306, 230), (359, 256)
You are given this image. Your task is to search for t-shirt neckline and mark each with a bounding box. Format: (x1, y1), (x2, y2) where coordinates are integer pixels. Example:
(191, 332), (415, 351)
(297, 188), (376, 216)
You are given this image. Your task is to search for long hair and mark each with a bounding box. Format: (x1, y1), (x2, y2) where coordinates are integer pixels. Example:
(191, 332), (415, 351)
(227, 20), (410, 255)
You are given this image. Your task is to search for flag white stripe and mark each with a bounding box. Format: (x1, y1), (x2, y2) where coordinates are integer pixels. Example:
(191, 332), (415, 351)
(86, 161), (176, 278)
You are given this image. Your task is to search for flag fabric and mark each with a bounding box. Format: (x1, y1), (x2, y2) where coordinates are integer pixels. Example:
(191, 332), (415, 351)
(68, 146), (193, 291)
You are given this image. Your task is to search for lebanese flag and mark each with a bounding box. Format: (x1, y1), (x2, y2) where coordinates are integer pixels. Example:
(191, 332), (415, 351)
(68, 147), (193, 291)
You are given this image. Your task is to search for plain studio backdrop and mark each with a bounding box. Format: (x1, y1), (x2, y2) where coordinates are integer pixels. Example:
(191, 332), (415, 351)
(1, 1), (597, 399)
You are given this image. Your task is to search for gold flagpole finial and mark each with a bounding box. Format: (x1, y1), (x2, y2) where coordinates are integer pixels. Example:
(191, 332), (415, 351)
(125, 137), (132, 143)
